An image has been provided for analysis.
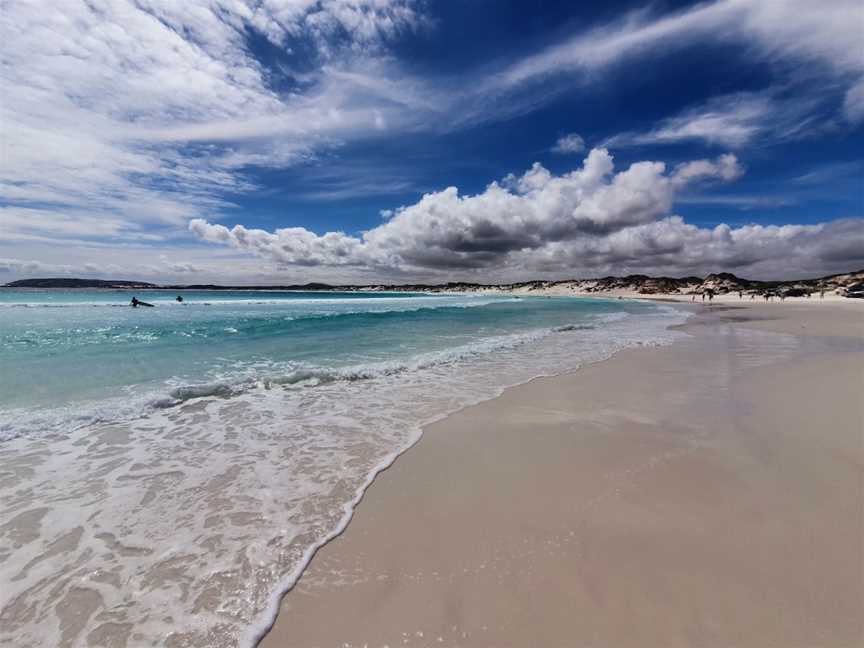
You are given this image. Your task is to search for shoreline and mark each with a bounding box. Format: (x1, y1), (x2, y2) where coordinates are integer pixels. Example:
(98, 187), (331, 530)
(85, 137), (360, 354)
(0, 291), (684, 648)
(260, 301), (863, 647)
(243, 300), (688, 647)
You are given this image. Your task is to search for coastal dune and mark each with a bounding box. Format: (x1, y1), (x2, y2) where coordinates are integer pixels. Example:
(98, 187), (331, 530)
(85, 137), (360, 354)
(262, 302), (864, 647)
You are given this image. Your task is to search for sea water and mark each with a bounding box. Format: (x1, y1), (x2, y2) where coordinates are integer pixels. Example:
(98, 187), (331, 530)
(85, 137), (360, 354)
(0, 289), (685, 647)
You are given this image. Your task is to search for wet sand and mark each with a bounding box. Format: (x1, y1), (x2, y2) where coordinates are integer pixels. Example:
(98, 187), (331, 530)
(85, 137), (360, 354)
(261, 302), (864, 648)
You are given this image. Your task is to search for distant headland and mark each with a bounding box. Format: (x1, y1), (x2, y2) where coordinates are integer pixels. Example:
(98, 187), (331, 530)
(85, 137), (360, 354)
(2, 278), (160, 289)
(4, 270), (863, 297)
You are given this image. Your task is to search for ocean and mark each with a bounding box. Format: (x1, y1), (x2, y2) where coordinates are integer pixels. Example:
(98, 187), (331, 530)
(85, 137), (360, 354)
(0, 289), (684, 647)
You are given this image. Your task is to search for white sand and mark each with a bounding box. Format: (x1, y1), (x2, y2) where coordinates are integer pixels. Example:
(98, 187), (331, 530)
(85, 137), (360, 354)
(261, 302), (864, 648)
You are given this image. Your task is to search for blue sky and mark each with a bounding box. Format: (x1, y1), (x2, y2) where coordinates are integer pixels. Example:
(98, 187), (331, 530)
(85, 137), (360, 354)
(1, 0), (862, 283)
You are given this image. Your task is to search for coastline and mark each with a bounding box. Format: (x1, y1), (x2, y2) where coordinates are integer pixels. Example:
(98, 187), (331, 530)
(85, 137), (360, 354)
(0, 290), (682, 647)
(260, 301), (864, 648)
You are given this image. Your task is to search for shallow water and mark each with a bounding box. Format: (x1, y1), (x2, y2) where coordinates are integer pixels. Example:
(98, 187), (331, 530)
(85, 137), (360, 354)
(0, 289), (684, 647)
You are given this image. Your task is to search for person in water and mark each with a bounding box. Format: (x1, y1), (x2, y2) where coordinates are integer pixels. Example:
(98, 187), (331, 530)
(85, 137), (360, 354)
(176, 295), (184, 303)
(131, 296), (139, 308)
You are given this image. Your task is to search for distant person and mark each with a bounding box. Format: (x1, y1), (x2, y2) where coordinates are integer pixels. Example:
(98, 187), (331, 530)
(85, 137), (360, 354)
(706, 288), (715, 302)
(738, 290), (743, 299)
(820, 288), (826, 299)
(176, 295), (184, 303)
(131, 296), (139, 308)
(763, 292), (770, 302)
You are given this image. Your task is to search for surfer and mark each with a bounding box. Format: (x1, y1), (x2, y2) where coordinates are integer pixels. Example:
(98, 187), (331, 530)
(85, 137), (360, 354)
(130, 296), (154, 307)
(176, 295), (184, 303)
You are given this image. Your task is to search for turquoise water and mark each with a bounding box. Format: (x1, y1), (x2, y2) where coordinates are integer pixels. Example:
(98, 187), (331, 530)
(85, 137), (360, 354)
(0, 289), (651, 432)
(0, 289), (684, 647)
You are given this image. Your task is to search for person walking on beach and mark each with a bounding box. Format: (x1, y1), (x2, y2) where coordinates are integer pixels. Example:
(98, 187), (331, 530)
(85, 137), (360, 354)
(738, 290), (743, 299)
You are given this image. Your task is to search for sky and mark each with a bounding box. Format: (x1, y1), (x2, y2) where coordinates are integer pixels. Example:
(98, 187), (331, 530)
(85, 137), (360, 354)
(1, 0), (863, 284)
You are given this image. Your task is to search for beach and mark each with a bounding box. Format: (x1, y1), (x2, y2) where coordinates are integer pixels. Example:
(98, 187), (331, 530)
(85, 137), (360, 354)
(0, 290), (683, 647)
(261, 301), (864, 648)
(4, 0), (864, 644)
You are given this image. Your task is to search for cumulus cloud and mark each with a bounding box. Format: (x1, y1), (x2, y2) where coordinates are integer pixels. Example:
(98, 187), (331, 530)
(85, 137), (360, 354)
(192, 147), (687, 268)
(188, 147), (861, 280)
(528, 217), (864, 278)
(552, 133), (586, 154)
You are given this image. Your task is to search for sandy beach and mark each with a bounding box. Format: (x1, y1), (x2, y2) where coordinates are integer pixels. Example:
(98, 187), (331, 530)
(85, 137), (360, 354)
(261, 301), (864, 648)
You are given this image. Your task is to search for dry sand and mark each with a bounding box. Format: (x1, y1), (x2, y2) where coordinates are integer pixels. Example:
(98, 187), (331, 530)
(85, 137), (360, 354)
(261, 302), (864, 648)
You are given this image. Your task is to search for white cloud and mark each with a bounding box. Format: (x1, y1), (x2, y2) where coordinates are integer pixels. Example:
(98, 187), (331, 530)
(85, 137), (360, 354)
(552, 133), (585, 154)
(671, 154), (743, 187)
(0, 0), (428, 246)
(491, 1), (864, 99)
(184, 147), (859, 280)
(188, 148), (863, 279)
(606, 93), (772, 148)
(526, 217), (864, 279)
(1, 0), (861, 282)
(474, 1), (864, 145)
(603, 91), (829, 149)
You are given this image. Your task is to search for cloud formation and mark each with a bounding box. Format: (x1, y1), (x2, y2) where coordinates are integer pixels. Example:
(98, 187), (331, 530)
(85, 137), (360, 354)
(605, 93), (773, 148)
(3, 0), (859, 250)
(603, 91), (827, 149)
(552, 133), (586, 154)
(493, 0), (864, 117)
(1, 1), (861, 283)
(190, 148), (862, 279)
(0, 0), (428, 244)
(189, 148), (863, 279)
